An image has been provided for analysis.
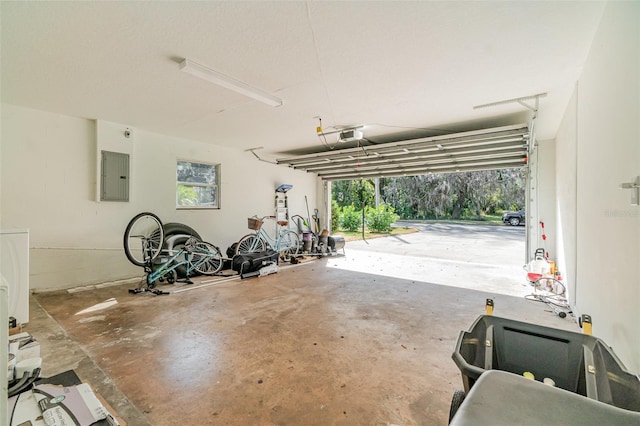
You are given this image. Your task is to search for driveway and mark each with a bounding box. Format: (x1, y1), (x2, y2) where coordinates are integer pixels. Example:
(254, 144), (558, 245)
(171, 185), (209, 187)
(327, 222), (529, 297)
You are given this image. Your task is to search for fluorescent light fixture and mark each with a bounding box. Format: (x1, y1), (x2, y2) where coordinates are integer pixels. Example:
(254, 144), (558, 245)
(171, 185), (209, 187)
(179, 59), (283, 107)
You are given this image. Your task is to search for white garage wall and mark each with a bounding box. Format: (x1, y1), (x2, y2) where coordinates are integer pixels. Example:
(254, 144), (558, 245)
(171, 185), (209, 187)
(1, 104), (318, 291)
(555, 1), (639, 372)
(527, 139), (557, 265)
(555, 88), (578, 308)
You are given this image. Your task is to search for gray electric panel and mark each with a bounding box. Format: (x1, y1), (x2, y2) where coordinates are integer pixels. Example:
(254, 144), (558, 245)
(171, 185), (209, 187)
(101, 151), (129, 201)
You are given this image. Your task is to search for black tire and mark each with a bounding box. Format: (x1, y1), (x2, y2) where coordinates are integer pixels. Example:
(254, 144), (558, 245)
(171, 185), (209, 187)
(236, 234), (266, 255)
(123, 212), (164, 267)
(279, 230), (300, 262)
(509, 217), (521, 226)
(163, 223), (203, 277)
(226, 242), (238, 258)
(448, 389), (466, 424)
(162, 223), (202, 241)
(190, 241), (223, 275)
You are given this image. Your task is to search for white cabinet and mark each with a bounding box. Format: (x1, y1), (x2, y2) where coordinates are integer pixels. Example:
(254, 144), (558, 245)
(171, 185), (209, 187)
(0, 229), (30, 324)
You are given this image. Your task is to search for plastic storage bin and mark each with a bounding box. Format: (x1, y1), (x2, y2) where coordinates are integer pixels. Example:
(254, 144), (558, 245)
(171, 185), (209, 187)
(449, 370), (640, 426)
(452, 315), (640, 412)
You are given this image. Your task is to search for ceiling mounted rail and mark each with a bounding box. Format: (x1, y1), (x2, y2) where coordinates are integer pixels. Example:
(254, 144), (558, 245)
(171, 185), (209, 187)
(277, 123), (529, 180)
(319, 159), (527, 180)
(296, 143), (525, 173)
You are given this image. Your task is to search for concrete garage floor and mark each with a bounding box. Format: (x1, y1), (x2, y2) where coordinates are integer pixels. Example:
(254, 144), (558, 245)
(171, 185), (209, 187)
(336, 222), (531, 297)
(27, 224), (579, 425)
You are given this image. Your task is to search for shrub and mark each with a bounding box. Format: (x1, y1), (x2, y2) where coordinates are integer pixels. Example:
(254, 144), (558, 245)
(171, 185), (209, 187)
(331, 199), (340, 231)
(365, 204), (399, 232)
(339, 205), (362, 231)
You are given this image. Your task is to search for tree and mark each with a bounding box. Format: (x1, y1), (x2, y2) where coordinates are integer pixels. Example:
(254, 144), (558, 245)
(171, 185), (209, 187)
(332, 179), (375, 209)
(333, 168), (526, 220)
(379, 175), (454, 219)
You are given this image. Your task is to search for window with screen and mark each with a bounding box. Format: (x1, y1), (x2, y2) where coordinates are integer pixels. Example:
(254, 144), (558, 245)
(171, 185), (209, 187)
(176, 160), (220, 209)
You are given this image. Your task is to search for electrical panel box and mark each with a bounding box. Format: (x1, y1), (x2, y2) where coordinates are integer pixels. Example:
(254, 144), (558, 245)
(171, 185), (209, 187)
(101, 151), (129, 202)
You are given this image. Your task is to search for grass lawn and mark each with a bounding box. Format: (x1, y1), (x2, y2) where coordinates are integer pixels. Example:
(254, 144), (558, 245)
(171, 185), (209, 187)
(334, 226), (419, 242)
(396, 214), (505, 225)
(478, 213), (504, 224)
(335, 214), (505, 242)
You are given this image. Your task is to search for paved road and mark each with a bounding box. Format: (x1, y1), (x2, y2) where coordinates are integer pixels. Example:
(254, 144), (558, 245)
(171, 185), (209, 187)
(327, 222), (530, 297)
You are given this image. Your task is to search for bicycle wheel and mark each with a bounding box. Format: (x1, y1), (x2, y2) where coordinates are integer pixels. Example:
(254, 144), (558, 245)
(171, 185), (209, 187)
(123, 212), (164, 266)
(235, 234), (266, 254)
(279, 230), (300, 262)
(189, 241), (223, 275)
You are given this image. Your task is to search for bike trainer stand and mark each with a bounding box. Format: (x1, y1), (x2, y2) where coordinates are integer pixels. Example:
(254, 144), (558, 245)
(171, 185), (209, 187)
(129, 274), (171, 295)
(128, 263), (179, 295)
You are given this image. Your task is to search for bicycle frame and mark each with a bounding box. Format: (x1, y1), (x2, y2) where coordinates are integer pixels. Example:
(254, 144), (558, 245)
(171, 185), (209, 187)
(235, 216), (300, 263)
(248, 224), (296, 253)
(145, 240), (218, 286)
(125, 212), (223, 295)
(145, 246), (194, 286)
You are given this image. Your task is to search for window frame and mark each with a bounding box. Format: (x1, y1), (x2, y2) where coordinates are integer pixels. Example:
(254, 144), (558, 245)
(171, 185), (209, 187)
(176, 159), (220, 210)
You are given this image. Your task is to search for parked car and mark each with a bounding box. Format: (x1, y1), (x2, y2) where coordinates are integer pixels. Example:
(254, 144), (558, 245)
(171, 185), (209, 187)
(502, 209), (525, 226)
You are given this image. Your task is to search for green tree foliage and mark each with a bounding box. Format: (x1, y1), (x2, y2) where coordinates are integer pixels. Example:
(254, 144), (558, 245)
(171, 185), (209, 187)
(331, 199), (340, 230)
(339, 205), (363, 231)
(381, 174), (453, 219)
(365, 204), (399, 232)
(177, 184), (198, 206)
(332, 179), (375, 208)
(332, 168), (525, 221)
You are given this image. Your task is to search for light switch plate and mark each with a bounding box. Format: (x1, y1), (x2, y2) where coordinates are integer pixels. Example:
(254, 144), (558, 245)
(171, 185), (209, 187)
(620, 176), (639, 206)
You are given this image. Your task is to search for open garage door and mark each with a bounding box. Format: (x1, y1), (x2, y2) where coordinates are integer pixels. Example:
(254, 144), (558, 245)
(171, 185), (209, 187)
(277, 123), (529, 180)
(278, 122), (532, 265)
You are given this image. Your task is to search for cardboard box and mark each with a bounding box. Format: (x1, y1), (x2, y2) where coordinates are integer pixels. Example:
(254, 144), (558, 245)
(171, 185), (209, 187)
(8, 389), (46, 426)
(9, 331), (41, 363)
(36, 383), (112, 426)
(9, 324), (24, 335)
(8, 383), (119, 426)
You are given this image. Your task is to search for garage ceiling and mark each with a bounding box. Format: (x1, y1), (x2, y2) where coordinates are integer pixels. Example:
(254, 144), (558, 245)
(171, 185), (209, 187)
(277, 123), (529, 180)
(1, 2), (605, 162)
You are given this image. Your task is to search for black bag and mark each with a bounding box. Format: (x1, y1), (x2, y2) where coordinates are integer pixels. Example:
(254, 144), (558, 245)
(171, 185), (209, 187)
(226, 243), (238, 258)
(232, 249), (279, 274)
(222, 243), (239, 270)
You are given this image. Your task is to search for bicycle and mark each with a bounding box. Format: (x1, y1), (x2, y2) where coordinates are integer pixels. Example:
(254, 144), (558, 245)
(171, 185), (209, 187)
(123, 212), (223, 294)
(235, 216), (300, 262)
